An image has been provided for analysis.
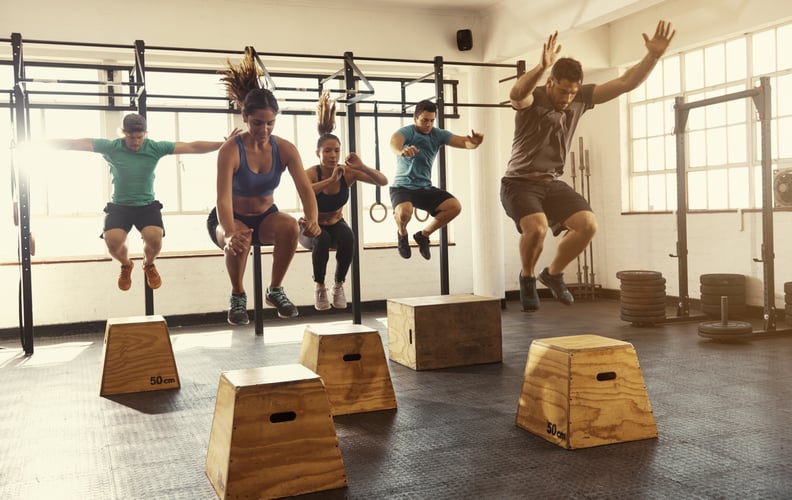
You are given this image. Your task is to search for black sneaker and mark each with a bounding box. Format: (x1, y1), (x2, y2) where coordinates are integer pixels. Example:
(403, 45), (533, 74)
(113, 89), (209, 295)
(227, 293), (250, 325)
(265, 286), (299, 318)
(397, 233), (411, 259)
(413, 231), (431, 260)
(538, 267), (575, 305)
(519, 273), (540, 311)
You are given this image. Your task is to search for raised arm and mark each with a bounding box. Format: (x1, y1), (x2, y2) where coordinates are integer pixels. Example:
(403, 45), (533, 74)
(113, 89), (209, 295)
(510, 31), (561, 110)
(447, 130), (484, 150)
(344, 152), (388, 186)
(50, 138), (95, 151)
(174, 128), (241, 155)
(591, 20), (676, 105)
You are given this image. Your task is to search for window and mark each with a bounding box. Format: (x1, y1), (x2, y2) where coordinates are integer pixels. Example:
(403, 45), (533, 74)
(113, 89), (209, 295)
(628, 21), (792, 212)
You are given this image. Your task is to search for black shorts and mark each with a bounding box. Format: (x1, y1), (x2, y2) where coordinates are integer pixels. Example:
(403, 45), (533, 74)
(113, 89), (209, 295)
(500, 177), (592, 235)
(101, 201), (164, 237)
(389, 186), (455, 216)
(206, 205), (279, 247)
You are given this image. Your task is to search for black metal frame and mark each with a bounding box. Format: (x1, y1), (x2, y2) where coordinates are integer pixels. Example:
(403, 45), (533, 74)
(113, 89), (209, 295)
(670, 76), (792, 337)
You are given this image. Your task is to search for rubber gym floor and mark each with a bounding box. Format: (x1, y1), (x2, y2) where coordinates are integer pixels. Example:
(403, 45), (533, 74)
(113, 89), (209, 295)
(1, 296), (790, 499)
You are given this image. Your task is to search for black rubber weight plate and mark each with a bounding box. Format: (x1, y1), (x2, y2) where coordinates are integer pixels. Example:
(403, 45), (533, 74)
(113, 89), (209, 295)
(620, 290), (666, 300)
(785, 282), (792, 294)
(621, 313), (665, 323)
(785, 294), (792, 305)
(700, 294), (746, 306)
(698, 320), (753, 337)
(620, 278), (667, 289)
(700, 273), (745, 286)
(621, 308), (667, 317)
(616, 270), (663, 280)
(620, 298), (667, 309)
(700, 284), (744, 295)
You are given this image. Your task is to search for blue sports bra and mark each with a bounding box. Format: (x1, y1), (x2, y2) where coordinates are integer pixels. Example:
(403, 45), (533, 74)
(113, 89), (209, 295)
(232, 134), (284, 197)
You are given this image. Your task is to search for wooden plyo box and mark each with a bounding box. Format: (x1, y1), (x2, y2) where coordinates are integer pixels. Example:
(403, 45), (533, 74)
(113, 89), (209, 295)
(387, 294), (502, 370)
(99, 315), (180, 396)
(299, 323), (397, 416)
(205, 364), (347, 499)
(516, 334), (657, 449)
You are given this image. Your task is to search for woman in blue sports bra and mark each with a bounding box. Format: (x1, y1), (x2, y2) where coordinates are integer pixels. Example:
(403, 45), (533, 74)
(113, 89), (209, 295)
(300, 92), (388, 311)
(210, 50), (321, 325)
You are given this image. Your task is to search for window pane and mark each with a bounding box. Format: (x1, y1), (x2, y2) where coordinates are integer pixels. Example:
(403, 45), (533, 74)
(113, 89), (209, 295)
(631, 175), (649, 211)
(727, 124), (747, 163)
(647, 173), (667, 210)
(706, 127), (728, 166)
(631, 104), (646, 137)
(25, 66), (104, 105)
(665, 136), (677, 171)
(647, 137), (665, 171)
(689, 130), (706, 167)
(752, 29), (776, 75)
(728, 167), (750, 208)
(778, 116), (792, 158)
(779, 24), (792, 71)
(707, 169), (728, 209)
(777, 74), (792, 117)
(684, 50), (705, 91)
(646, 101), (665, 136)
(663, 56), (681, 95)
(725, 38), (748, 82)
(147, 113), (179, 211)
(726, 91), (747, 124)
(178, 112), (230, 212)
(645, 65), (663, 100)
(632, 139), (647, 172)
(666, 173), (678, 211)
(705, 101), (727, 128)
(705, 44), (725, 87)
(688, 170), (707, 209)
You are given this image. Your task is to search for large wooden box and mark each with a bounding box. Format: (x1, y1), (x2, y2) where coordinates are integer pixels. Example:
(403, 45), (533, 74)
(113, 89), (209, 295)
(516, 334), (657, 449)
(387, 294), (502, 370)
(99, 315), (180, 396)
(299, 323), (397, 415)
(205, 364), (347, 499)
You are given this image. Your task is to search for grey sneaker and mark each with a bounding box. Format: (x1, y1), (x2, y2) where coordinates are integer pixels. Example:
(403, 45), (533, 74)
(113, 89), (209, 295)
(331, 283), (347, 309)
(315, 285), (331, 311)
(413, 231), (431, 260)
(397, 233), (411, 259)
(538, 267), (575, 306)
(227, 293), (249, 325)
(266, 286), (299, 318)
(519, 273), (540, 312)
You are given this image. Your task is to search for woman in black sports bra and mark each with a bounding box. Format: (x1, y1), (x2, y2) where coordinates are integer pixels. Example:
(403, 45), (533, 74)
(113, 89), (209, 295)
(300, 92), (388, 311)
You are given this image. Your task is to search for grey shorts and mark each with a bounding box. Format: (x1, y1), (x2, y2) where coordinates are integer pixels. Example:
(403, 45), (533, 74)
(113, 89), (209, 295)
(500, 177), (592, 235)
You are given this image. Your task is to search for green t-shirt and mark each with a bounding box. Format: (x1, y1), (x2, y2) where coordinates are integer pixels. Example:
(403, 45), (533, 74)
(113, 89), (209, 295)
(92, 138), (176, 206)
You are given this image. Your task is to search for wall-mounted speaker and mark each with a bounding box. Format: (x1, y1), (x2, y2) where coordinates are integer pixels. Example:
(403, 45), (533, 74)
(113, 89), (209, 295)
(774, 168), (792, 207)
(457, 29), (473, 51)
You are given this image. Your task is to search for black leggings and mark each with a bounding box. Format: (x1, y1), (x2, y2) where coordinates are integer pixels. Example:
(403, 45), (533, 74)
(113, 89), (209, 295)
(300, 219), (354, 284)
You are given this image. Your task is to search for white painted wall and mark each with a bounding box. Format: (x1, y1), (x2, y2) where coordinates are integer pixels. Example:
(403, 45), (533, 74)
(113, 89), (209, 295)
(2, 0), (792, 330)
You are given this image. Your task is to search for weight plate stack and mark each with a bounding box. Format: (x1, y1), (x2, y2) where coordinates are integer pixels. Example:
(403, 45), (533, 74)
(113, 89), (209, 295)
(785, 281), (792, 326)
(617, 270), (667, 326)
(699, 273), (746, 317)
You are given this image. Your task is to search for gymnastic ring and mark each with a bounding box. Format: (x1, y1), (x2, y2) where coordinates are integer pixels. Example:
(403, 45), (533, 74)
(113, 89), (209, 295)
(414, 207), (429, 222)
(369, 202), (388, 223)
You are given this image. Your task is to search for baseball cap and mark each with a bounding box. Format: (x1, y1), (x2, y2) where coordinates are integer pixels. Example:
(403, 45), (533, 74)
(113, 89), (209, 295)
(122, 113), (147, 133)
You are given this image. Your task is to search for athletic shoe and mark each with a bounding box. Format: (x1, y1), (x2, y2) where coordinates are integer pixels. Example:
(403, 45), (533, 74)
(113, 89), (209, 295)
(519, 273), (540, 311)
(227, 293), (249, 325)
(143, 262), (162, 289)
(266, 286), (299, 318)
(315, 285), (331, 311)
(118, 262), (133, 291)
(331, 283), (347, 309)
(397, 233), (411, 259)
(538, 267), (575, 306)
(413, 231), (431, 260)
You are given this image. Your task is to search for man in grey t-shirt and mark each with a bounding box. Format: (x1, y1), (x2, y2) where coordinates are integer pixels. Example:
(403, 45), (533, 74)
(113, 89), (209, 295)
(501, 22), (675, 311)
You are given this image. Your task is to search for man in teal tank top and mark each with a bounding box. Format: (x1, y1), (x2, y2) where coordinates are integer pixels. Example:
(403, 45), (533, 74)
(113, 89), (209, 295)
(53, 113), (235, 291)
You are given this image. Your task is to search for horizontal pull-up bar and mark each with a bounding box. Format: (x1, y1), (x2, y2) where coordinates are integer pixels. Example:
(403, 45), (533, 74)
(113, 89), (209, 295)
(21, 78), (144, 87)
(675, 86), (761, 111)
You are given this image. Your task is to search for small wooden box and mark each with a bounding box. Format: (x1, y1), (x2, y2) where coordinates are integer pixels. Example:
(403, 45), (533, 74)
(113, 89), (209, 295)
(387, 294), (502, 370)
(516, 334), (657, 449)
(99, 315), (180, 396)
(205, 364), (347, 499)
(299, 323), (397, 415)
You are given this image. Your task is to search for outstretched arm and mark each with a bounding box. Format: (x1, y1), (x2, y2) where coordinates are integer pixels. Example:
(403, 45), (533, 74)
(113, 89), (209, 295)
(173, 128), (241, 154)
(592, 20), (676, 105)
(447, 130), (484, 150)
(49, 138), (95, 151)
(510, 31), (561, 110)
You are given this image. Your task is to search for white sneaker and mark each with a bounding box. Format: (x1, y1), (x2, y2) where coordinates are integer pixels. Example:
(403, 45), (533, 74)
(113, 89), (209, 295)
(331, 283), (347, 309)
(314, 285), (331, 311)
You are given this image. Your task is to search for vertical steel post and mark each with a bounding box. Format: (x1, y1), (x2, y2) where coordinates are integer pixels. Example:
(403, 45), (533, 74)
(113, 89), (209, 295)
(433, 56), (450, 295)
(345, 52), (362, 324)
(673, 96), (690, 317)
(757, 77), (775, 331)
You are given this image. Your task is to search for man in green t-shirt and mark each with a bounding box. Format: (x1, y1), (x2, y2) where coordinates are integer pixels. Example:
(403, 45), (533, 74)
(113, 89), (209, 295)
(53, 113), (235, 291)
